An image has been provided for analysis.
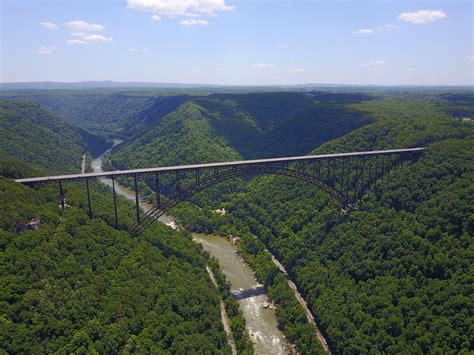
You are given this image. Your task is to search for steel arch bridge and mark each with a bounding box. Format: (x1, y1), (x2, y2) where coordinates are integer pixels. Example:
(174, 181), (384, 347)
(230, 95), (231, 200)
(15, 148), (425, 236)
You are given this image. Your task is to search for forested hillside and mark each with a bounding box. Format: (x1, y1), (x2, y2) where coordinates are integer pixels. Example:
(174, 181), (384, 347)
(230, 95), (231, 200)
(112, 100), (243, 169)
(112, 91), (376, 170)
(0, 99), (108, 174)
(0, 98), (250, 353)
(0, 90), (189, 139)
(1, 87), (472, 354)
(167, 95), (474, 353)
(0, 175), (237, 353)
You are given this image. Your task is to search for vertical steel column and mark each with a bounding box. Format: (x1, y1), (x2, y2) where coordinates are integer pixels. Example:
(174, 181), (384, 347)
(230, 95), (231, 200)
(134, 174), (140, 224)
(155, 172), (161, 208)
(340, 158), (345, 193)
(357, 157), (365, 198)
(374, 156), (381, 194)
(367, 157), (373, 191)
(326, 159), (330, 182)
(176, 171), (181, 196)
(344, 158), (350, 196)
(59, 180), (65, 211)
(86, 178), (92, 219)
(112, 176), (118, 228)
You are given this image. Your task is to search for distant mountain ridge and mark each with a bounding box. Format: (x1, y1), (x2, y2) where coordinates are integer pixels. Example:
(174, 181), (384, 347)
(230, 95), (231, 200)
(3, 81), (472, 91)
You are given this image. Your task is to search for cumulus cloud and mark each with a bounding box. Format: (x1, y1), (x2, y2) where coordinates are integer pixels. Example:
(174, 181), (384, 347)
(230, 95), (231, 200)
(81, 34), (114, 43)
(66, 32), (114, 45)
(180, 19), (208, 26)
(398, 10), (447, 24)
(362, 60), (385, 67)
(151, 14), (162, 21)
(41, 22), (59, 30)
(289, 68), (304, 73)
(353, 24), (398, 35)
(129, 48), (149, 52)
(352, 29), (375, 35)
(253, 63), (275, 68)
(37, 46), (55, 55)
(65, 20), (105, 31)
(127, 0), (234, 17)
(66, 39), (90, 46)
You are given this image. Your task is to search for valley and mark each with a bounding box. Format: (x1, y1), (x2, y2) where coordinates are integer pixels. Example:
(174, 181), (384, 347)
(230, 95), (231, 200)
(1, 87), (473, 354)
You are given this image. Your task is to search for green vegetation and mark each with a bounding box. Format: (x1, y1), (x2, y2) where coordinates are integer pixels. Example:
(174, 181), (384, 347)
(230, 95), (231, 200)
(0, 99), (245, 353)
(0, 99), (108, 175)
(0, 176), (234, 353)
(236, 232), (326, 354)
(1, 87), (473, 353)
(112, 100), (243, 169)
(206, 256), (254, 353)
(169, 94), (474, 353)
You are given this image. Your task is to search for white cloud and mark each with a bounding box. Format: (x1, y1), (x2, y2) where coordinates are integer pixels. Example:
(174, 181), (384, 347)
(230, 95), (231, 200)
(151, 14), (162, 21)
(82, 34), (114, 43)
(129, 48), (149, 52)
(352, 29), (375, 35)
(468, 56), (474, 60)
(408, 68), (417, 71)
(66, 39), (90, 46)
(253, 63), (275, 68)
(289, 68), (304, 73)
(41, 22), (59, 30)
(65, 20), (105, 31)
(362, 60), (385, 67)
(353, 24), (398, 35)
(398, 10), (447, 24)
(37, 46), (55, 55)
(66, 32), (114, 45)
(180, 19), (208, 26)
(276, 43), (289, 49)
(127, 0), (234, 17)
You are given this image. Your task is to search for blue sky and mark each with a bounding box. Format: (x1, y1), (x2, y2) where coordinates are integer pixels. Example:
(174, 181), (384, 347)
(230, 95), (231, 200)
(1, 0), (473, 85)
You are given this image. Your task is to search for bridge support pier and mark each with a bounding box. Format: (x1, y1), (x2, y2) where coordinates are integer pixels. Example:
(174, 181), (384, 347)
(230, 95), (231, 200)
(155, 172), (161, 209)
(112, 176), (119, 228)
(58, 180), (65, 211)
(86, 178), (92, 219)
(134, 174), (140, 224)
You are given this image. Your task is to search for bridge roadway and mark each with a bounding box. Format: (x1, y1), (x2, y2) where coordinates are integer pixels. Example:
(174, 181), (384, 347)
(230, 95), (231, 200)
(15, 147), (425, 184)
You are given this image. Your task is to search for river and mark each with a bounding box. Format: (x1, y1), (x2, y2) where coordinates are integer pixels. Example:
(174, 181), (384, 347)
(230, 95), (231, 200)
(90, 143), (291, 354)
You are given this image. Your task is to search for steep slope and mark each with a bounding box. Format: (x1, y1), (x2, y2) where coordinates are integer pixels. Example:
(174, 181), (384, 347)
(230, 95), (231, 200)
(113, 92), (376, 167)
(168, 95), (474, 353)
(207, 92), (318, 131)
(112, 100), (242, 169)
(0, 99), (108, 175)
(256, 103), (374, 157)
(0, 90), (189, 139)
(0, 177), (231, 353)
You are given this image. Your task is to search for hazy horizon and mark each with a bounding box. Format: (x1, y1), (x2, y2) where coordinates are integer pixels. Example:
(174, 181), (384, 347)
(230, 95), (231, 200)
(1, 0), (473, 86)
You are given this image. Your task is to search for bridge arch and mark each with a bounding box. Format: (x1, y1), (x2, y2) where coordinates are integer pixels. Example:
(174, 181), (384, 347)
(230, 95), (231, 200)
(15, 148), (425, 236)
(129, 165), (353, 236)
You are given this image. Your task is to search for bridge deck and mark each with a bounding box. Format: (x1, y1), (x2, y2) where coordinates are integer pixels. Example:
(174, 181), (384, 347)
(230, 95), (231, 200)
(15, 147), (425, 184)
